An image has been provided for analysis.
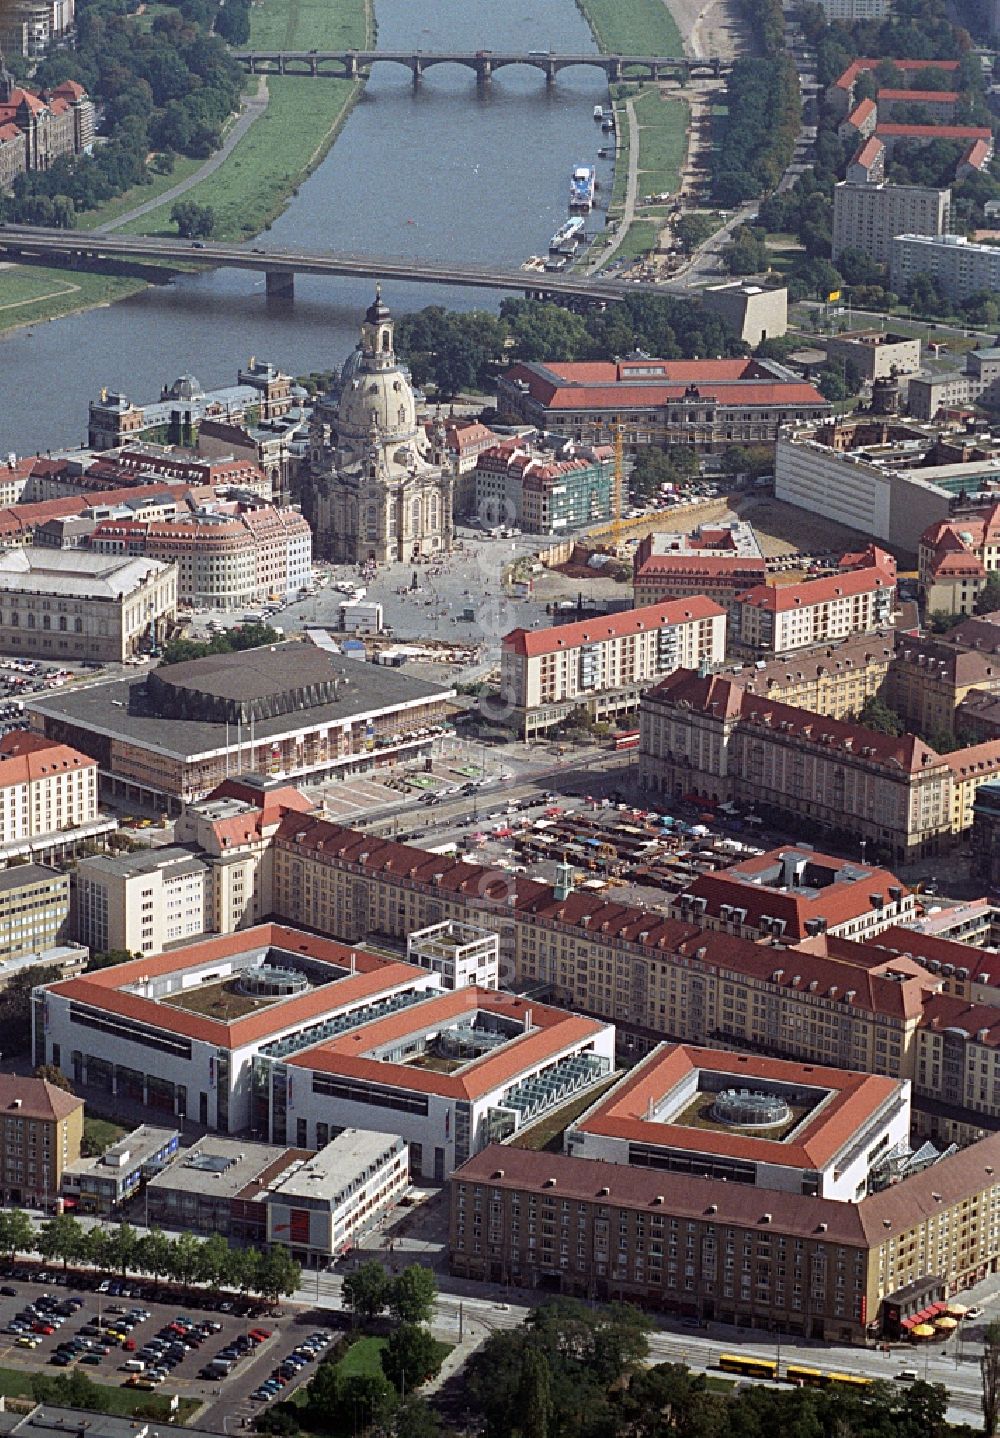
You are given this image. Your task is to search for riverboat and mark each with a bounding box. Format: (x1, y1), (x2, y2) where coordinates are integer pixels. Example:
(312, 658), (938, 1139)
(593, 105), (603, 120)
(549, 216), (585, 252)
(569, 165), (596, 211)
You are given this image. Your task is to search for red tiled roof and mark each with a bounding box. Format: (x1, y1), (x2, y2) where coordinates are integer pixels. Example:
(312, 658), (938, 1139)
(846, 97), (877, 126)
(851, 137), (885, 168)
(635, 555), (768, 580)
(573, 1044), (903, 1168)
(919, 992), (1000, 1046)
(873, 925), (1000, 986)
(0, 731), (95, 788)
(833, 56), (960, 91)
(961, 139), (992, 169)
(502, 596), (724, 658)
(945, 740), (1000, 779)
(288, 987), (607, 1101)
(738, 565), (895, 612)
(877, 88), (959, 102)
(876, 124), (992, 140)
(501, 360), (827, 413)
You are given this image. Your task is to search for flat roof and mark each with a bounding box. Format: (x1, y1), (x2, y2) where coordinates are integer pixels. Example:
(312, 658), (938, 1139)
(26, 656), (453, 762)
(570, 1044), (904, 1169)
(78, 845), (207, 880)
(0, 863), (64, 893)
(146, 1136), (296, 1198)
(265, 1129), (404, 1200)
(63, 1124), (178, 1178)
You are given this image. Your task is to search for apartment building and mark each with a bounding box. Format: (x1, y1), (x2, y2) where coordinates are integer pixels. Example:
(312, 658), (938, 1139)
(496, 358), (829, 451)
(919, 503), (1000, 616)
(0, 549), (176, 663)
(736, 548), (896, 656)
(719, 632), (895, 720)
(499, 597), (726, 738)
(886, 635), (1000, 733)
(0, 732), (99, 854)
(472, 439), (615, 533)
(450, 1134), (1000, 1344)
(891, 233), (1000, 305)
(946, 740), (1000, 834)
(638, 669), (955, 860)
(828, 58), (962, 115)
(89, 499), (311, 610)
(831, 182), (950, 265)
(0, 1074), (83, 1207)
(632, 528), (766, 618)
(0, 864), (69, 967)
(671, 847), (916, 944)
(74, 847), (209, 958)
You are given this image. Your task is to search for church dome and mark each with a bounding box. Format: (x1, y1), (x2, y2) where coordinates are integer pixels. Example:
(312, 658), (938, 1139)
(337, 366), (417, 445)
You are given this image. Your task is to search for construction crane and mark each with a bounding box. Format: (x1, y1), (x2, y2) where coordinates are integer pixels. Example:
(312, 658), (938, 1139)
(600, 415), (626, 553)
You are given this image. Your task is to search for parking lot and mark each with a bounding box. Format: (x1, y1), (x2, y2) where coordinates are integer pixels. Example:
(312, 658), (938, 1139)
(0, 1268), (338, 1428)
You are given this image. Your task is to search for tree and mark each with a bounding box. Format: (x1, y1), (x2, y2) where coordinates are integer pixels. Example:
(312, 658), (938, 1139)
(976, 573), (1000, 615)
(389, 1266), (437, 1326)
(339, 1373), (397, 1432)
(170, 199), (215, 238)
(342, 1260), (391, 1324)
(37, 1213), (85, 1270)
(381, 1325), (443, 1394)
(253, 1245), (301, 1305)
(136, 1228), (172, 1283)
(85, 949), (137, 973)
(169, 1230), (204, 1291)
(984, 1322), (1000, 1437)
(674, 213), (716, 254)
(34, 1064), (74, 1092)
(0, 965), (60, 1056)
(858, 696), (905, 736)
(394, 1397), (441, 1438)
(197, 1232), (234, 1288)
(103, 1222), (139, 1277)
(515, 1346), (553, 1438)
(0, 1208), (34, 1263)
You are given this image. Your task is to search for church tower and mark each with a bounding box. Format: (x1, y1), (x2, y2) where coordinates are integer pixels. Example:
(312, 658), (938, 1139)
(360, 284), (396, 374)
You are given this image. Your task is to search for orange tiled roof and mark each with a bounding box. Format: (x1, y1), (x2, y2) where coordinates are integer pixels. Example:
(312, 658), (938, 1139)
(502, 596), (724, 658)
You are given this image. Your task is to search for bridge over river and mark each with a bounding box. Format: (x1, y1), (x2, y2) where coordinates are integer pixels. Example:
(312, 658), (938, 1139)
(230, 49), (728, 86)
(0, 225), (662, 302)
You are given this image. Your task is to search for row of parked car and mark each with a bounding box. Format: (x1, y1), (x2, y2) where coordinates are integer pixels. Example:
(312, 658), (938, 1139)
(250, 1331), (335, 1404)
(200, 1323), (274, 1381)
(4, 1290), (85, 1350)
(125, 1313), (227, 1389)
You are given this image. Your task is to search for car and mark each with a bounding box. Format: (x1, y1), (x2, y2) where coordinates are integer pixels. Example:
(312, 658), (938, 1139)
(0, 1285), (17, 1297)
(80, 1354), (103, 1366)
(16, 1336), (39, 1348)
(123, 1377), (156, 1391)
(50, 1354), (74, 1367)
(97, 1281), (111, 1294)
(219, 1300), (234, 1312)
(968, 1306), (984, 1320)
(32, 1322), (55, 1335)
(107, 1304), (126, 1315)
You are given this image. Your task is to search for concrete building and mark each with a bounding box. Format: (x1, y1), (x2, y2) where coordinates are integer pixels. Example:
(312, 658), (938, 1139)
(60, 1125), (179, 1215)
(0, 731), (101, 859)
(33, 923), (614, 1178)
(405, 921), (500, 991)
(919, 504), (1000, 616)
(254, 985), (615, 1180)
(0, 864), (69, 968)
(891, 233), (1000, 305)
(972, 781), (1000, 889)
(90, 499), (311, 611)
(719, 632), (895, 720)
(908, 346), (1000, 423)
(737, 547), (896, 656)
(699, 283), (788, 346)
(499, 597), (727, 739)
(886, 634), (1000, 732)
(638, 668), (955, 860)
(825, 331), (922, 382)
(671, 847), (916, 943)
(0, 549), (176, 663)
(450, 1132), (1000, 1342)
(774, 416), (980, 555)
(145, 1136), (306, 1238)
(74, 846), (210, 958)
(496, 358), (829, 452)
(818, 0), (889, 21)
(25, 641), (453, 811)
(565, 1044), (911, 1202)
(0, 1074), (83, 1208)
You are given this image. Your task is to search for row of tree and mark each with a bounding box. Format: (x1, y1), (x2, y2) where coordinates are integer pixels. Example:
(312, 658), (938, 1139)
(712, 56), (802, 207)
(159, 620), (282, 667)
(0, 1209), (301, 1304)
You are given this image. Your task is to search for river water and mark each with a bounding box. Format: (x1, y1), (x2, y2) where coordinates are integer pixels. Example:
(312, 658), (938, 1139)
(2, 0), (610, 455)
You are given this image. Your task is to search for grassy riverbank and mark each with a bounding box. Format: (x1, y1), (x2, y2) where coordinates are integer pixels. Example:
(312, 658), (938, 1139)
(124, 0), (371, 239)
(0, 263), (149, 335)
(573, 0), (683, 56)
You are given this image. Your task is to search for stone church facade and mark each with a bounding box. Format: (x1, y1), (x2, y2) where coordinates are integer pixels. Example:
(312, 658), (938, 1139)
(308, 290), (454, 566)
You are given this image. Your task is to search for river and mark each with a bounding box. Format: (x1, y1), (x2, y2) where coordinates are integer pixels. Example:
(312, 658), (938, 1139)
(2, 0), (611, 456)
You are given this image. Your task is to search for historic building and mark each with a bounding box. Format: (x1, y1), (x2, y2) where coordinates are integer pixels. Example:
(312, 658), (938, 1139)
(308, 290), (453, 564)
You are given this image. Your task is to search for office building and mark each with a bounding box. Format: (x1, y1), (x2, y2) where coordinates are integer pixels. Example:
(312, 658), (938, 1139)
(0, 864), (69, 968)
(25, 640), (454, 810)
(831, 183), (951, 265)
(565, 1044), (911, 1201)
(736, 547), (896, 656)
(718, 632), (895, 720)
(825, 330), (922, 382)
(60, 1125), (179, 1215)
(74, 847), (210, 958)
(472, 438), (615, 533)
(0, 549), (176, 663)
(496, 358), (829, 451)
(0, 1074), (83, 1207)
(500, 597), (727, 738)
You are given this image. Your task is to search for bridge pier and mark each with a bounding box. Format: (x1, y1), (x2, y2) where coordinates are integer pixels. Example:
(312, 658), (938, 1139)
(412, 58), (422, 88)
(266, 270), (295, 300)
(475, 57), (492, 89)
(608, 57), (622, 82)
(544, 61), (555, 86)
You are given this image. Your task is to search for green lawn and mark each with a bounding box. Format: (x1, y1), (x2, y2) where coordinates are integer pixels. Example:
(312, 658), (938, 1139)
(83, 1116), (128, 1154)
(0, 1366), (197, 1421)
(337, 1336), (387, 1379)
(573, 0), (683, 57)
(0, 265), (147, 336)
(610, 219), (661, 262)
(633, 88), (688, 197)
(124, 0), (370, 240)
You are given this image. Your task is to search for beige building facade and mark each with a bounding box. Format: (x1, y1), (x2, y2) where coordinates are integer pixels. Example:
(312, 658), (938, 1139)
(832, 182), (950, 264)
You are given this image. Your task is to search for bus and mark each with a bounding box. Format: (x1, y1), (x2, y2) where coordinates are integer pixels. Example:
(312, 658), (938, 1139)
(613, 730), (641, 751)
(826, 1373), (873, 1392)
(786, 1365), (826, 1387)
(718, 1355), (778, 1380)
